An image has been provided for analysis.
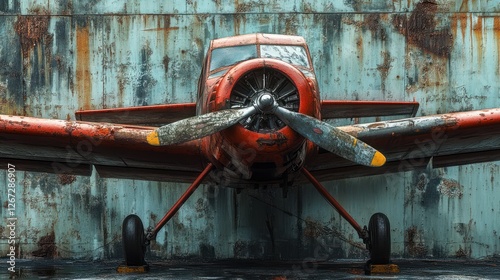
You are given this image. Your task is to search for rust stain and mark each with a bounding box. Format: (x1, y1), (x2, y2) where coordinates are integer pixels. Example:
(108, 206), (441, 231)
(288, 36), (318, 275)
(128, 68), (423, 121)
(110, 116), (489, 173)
(57, 174), (77, 185)
(14, 8), (51, 59)
(14, 7), (53, 94)
(32, 231), (57, 258)
(159, 15), (175, 46)
(0, 94), (23, 115)
(76, 25), (92, 110)
(341, 14), (387, 40)
(437, 178), (463, 198)
(364, 14), (383, 34)
(235, 0), (255, 13)
(143, 27), (179, 32)
(233, 14), (244, 35)
(458, 0), (481, 13)
(356, 35), (363, 64)
(280, 14), (298, 35)
(393, 1), (453, 57)
(405, 226), (427, 257)
(473, 16), (483, 65)
(495, 17), (500, 76)
(451, 14), (468, 44)
(377, 51), (392, 92)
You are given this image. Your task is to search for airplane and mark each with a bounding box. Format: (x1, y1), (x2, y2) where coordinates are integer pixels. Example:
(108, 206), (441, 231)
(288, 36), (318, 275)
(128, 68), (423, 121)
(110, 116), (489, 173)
(1, 33), (500, 268)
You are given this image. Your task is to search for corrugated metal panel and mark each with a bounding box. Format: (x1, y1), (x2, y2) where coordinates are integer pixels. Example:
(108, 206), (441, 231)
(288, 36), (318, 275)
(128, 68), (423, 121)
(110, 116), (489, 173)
(0, 0), (499, 262)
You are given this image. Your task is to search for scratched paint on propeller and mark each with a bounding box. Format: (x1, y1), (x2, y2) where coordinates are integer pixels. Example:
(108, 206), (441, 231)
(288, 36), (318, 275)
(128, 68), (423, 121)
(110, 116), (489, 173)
(313, 127), (323, 134)
(153, 107), (256, 146)
(274, 106), (384, 167)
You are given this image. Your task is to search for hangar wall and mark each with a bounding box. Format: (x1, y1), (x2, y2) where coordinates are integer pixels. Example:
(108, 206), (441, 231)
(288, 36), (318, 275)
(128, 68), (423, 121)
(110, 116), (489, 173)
(0, 0), (499, 262)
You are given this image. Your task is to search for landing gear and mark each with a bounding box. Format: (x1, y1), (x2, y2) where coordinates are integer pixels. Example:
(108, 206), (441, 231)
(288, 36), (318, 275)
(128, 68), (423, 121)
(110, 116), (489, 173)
(368, 213), (391, 264)
(122, 214), (146, 266)
(120, 163), (214, 270)
(301, 168), (393, 269)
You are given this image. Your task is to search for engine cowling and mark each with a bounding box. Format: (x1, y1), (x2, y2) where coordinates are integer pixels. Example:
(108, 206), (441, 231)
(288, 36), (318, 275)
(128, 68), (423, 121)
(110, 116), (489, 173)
(206, 58), (319, 182)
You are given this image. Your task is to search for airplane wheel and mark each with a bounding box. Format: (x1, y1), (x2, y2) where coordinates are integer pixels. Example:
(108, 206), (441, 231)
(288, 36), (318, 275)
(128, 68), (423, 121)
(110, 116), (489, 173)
(368, 213), (391, 264)
(122, 214), (146, 266)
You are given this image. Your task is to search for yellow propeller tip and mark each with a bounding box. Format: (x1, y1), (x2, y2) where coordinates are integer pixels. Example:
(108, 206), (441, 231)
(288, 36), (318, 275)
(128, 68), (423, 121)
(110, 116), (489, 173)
(147, 130), (160, 146)
(371, 151), (386, 167)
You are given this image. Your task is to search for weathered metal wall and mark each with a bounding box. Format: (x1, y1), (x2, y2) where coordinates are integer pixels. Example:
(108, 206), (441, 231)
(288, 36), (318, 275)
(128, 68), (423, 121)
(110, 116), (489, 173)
(1, 0), (499, 263)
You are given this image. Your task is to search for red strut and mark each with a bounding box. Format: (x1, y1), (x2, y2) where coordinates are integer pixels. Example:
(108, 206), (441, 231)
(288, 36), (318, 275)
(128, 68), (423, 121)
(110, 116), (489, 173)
(301, 167), (363, 235)
(150, 163), (214, 238)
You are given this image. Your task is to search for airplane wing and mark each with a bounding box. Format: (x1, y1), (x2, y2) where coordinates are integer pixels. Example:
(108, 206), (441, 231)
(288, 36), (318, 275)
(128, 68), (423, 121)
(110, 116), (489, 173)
(3, 107), (500, 184)
(0, 115), (205, 182)
(305, 108), (500, 182)
(75, 103), (197, 126)
(320, 100), (419, 118)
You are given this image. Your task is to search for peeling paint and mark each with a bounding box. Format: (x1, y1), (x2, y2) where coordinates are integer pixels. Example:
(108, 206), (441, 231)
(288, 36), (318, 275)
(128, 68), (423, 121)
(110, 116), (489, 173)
(393, 1), (453, 57)
(14, 8), (51, 59)
(405, 226), (427, 257)
(76, 23), (92, 110)
(437, 178), (463, 198)
(58, 174), (77, 185)
(32, 231), (57, 258)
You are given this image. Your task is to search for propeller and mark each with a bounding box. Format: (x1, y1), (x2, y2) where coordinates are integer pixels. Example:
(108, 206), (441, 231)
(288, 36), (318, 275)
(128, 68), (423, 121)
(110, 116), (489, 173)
(147, 93), (385, 167)
(147, 106), (256, 146)
(273, 106), (386, 167)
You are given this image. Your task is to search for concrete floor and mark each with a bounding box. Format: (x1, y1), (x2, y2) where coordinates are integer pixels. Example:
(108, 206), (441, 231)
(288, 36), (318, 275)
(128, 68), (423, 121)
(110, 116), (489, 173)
(6, 258), (500, 279)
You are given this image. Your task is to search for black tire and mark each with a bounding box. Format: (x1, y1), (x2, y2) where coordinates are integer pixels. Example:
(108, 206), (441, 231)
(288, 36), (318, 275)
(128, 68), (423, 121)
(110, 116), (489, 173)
(368, 213), (391, 264)
(122, 214), (146, 266)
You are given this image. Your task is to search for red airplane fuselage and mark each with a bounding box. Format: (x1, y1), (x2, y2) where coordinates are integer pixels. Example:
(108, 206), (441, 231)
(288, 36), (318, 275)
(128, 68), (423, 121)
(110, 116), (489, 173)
(196, 34), (321, 185)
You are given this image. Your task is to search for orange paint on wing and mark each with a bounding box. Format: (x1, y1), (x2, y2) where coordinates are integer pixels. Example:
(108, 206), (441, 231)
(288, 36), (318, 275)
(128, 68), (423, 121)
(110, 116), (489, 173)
(76, 26), (92, 110)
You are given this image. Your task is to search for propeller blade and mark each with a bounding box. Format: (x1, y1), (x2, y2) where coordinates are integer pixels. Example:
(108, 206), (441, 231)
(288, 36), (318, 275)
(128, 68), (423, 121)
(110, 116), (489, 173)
(147, 106), (257, 146)
(274, 107), (386, 167)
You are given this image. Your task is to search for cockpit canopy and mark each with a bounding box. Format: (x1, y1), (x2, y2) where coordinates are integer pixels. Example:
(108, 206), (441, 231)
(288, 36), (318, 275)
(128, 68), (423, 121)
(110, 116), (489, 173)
(209, 44), (311, 78)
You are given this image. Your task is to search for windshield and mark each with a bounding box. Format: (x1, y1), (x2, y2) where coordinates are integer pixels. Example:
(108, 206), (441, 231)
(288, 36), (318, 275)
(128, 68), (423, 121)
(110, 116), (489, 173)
(210, 45), (257, 71)
(209, 44), (310, 74)
(260, 45), (310, 68)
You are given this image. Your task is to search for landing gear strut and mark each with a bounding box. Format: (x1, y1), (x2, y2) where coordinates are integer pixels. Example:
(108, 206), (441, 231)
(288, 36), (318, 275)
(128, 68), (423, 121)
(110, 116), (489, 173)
(121, 164), (391, 270)
(121, 163), (214, 268)
(301, 168), (392, 265)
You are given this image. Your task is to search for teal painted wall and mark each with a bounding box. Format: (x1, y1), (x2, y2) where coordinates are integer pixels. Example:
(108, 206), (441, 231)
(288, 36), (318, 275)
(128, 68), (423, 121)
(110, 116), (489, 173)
(0, 0), (499, 262)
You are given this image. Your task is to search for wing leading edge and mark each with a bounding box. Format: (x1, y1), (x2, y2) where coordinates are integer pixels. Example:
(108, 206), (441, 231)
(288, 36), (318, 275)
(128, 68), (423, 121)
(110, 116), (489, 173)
(306, 108), (500, 181)
(0, 115), (204, 182)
